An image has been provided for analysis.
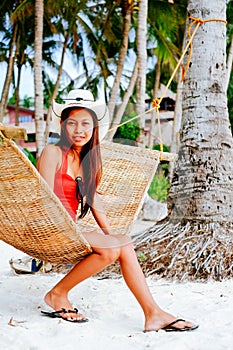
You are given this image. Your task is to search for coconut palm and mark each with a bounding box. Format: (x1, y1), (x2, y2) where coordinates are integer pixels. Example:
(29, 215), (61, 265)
(146, 0), (188, 149)
(0, 25), (18, 122)
(0, 1), (19, 121)
(79, 0), (125, 100)
(107, 0), (134, 125)
(42, 0), (85, 142)
(14, 12), (34, 125)
(136, 0), (148, 122)
(108, 0), (188, 142)
(0, 0), (36, 124)
(135, 0), (233, 281)
(34, 0), (44, 155)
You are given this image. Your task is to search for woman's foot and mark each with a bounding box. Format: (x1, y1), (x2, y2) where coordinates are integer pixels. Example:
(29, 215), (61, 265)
(144, 310), (198, 332)
(44, 289), (87, 322)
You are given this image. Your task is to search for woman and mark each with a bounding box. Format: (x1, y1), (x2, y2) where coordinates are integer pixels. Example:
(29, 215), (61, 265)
(39, 89), (198, 332)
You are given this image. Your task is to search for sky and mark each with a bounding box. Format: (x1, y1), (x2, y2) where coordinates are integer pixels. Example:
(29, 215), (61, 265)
(0, 63), (35, 100)
(0, 48), (109, 103)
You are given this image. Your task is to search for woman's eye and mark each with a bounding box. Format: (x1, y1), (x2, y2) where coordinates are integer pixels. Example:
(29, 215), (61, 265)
(67, 121), (76, 126)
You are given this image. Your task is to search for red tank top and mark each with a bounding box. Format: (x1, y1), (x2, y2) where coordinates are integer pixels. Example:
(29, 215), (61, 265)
(54, 150), (78, 221)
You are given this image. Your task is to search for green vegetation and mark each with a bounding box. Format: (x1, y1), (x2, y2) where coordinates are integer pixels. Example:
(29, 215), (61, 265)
(137, 252), (147, 263)
(148, 169), (169, 203)
(228, 74), (233, 133)
(147, 144), (170, 202)
(22, 148), (36, 167)
(113, 113), (140, 145)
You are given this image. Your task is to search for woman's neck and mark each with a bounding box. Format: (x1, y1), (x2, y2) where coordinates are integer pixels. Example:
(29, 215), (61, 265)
(71, 145), (82, 155)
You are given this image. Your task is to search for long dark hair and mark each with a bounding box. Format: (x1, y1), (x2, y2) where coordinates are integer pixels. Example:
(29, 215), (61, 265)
(56, 107), (102, 218)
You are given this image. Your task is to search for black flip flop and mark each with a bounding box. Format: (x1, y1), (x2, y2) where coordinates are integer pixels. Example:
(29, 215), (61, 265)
(161, 318), (199, 332)
(41, 308), (88, 323)
(144, 318), (199, 333)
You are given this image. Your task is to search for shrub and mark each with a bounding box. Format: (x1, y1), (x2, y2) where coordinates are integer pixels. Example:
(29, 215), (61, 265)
(148, 169), (169, 203)
(22, 148), (37, 166)
(113, 112), (140, 144)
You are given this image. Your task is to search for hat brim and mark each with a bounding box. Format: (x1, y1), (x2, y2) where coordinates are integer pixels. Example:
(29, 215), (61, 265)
(51, 100), (109, 141)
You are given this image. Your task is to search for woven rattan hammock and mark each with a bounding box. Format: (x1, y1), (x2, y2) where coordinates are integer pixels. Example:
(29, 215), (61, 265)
(0, 126), (176, 264)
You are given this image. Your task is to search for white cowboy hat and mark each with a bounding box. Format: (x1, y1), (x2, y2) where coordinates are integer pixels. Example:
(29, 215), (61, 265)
(51, 89), (109, 141)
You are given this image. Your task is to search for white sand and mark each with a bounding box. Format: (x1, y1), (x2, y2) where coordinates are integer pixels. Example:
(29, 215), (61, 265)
(0, 223), (233, 350)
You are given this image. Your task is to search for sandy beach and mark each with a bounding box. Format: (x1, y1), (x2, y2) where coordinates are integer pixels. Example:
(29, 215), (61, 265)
(0, 220), (233, 350)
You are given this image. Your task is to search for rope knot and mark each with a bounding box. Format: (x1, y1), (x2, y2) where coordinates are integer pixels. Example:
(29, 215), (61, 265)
(195, 18), (204, 25)
(152, 98), (160, 109)
(189, 16), (204, 25)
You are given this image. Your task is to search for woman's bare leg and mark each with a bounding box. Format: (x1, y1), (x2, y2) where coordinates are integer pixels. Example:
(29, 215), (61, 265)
(45, 232), (196, 329)
(44, 232), (124, 320)
(117, 240), (196, 331)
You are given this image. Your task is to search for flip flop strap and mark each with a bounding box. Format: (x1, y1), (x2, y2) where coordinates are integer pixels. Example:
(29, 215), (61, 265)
(59, 308), (79, 314)
(166, 318), (185, 328)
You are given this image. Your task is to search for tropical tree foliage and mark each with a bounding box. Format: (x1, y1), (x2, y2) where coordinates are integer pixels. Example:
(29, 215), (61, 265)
(0, 1), (189, 122)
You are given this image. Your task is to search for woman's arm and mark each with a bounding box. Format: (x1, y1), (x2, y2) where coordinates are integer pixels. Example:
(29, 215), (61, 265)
(37, 145), (61, 190)
(91, 193), (113, 235)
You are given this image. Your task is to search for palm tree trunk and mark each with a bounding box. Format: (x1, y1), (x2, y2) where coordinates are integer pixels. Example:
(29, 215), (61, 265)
(15, 64), (22, 126)
(168, 66), (182, 182)
(135, 0), (233, 281)
(107, 1), (132, 123)
(169, 0), (233, 222)
(44, 32), (69, 144)
(169, 22), (189, 181)
(34, 0), (44, 156)
(136, 0), (148, 122)
(148, 58), (161, 149)
(0, 23), (18, 121)
(106, 58), (138, 140)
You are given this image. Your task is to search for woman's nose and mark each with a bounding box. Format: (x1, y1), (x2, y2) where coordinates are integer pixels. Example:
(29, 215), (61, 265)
(74, 123), (83, 133)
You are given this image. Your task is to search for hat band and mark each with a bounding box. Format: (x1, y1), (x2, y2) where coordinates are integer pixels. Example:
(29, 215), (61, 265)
(62, 98), (94, 102)
(52, 102), (108, 122)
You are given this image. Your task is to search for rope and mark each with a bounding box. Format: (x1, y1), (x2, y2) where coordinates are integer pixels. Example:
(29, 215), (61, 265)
(107, 16), (227, 160)
(182, 16), (227, 80)
(151, 99), (163, 157)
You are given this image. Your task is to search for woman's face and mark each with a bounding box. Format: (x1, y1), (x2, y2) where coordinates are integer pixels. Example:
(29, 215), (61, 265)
(64, 108), (94, 149)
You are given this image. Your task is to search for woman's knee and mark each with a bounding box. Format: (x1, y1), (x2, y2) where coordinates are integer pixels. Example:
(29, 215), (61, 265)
(98, 246), (121, 264)
(97, 235), (134, 264)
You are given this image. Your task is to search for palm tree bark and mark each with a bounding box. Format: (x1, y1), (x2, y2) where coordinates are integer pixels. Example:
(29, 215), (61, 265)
(168, 65), (182, 182)
(107, 58), (138, 140)
(34, 0), (44, 156)
(136, 0), (148, 128)
(0, 24), (18, 121)
(169, 21), (189, 180)
(107, 0), (133, 126)
(169, 3), (233, 222)
(14, 63), (22, 126)
(148, 58), (161, 149)
(44, 32), (69, 144)
(135, 0), (233, 281)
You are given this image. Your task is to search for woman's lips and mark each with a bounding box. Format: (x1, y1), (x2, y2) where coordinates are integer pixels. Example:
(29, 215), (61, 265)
(73, 136), (84, 142)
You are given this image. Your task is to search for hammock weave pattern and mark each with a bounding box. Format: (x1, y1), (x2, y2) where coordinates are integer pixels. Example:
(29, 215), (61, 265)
(0, 131), (162, 264)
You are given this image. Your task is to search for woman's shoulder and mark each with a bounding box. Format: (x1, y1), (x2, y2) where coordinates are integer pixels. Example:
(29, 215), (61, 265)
(38, 144), (62, 168)
(42, 144), (61, 157)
